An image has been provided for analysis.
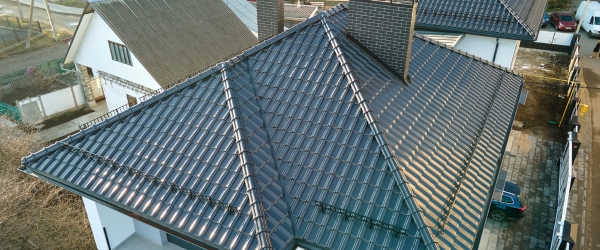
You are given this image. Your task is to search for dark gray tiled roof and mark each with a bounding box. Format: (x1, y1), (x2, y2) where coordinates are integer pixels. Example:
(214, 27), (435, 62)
(89, 0), (258, 87)
(22, 4), (523, 250)
(416, 0), (548, 40)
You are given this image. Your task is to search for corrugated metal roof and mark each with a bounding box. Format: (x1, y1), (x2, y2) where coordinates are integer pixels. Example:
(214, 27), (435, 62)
(22, 4), (523, 250)
(416, 0), (548, 40)
(89, 0), (258, 87)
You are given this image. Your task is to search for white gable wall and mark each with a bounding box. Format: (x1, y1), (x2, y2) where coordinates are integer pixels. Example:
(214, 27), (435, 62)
(453, 34), (519, 70)
(72, 13), (161, 90)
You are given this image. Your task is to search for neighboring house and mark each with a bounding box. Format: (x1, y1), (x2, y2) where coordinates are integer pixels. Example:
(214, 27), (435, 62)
(22, 1), (524, 250)
(248, 1), (319, 29)
(415, 0), (548, 69)
(64, 0), (258, 111)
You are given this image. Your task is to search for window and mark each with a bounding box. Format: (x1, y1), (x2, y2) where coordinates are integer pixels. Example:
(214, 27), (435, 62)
(501, 195), (514, 204)
(594, 17), (600, 25)
(108, 41), (132, 65)
(86, 66), (94, 77)
(560, 15), (574, 22)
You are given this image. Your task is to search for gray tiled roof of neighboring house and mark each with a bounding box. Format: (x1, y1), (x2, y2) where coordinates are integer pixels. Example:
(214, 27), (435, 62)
(416, 0), (548, 40)
(22, 4), (523, 250)
(89, 0), (258, 87)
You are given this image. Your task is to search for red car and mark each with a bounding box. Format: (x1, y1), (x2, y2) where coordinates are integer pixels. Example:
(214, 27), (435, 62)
(550, 12), (577, 31)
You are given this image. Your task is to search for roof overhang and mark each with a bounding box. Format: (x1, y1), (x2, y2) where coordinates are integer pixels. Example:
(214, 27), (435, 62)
(415, 23), (536, 41)
(64, 4), (94, 64)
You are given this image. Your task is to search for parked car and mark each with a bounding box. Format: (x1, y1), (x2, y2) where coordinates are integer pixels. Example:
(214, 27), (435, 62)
(550, 12), (577, 31)
(542, 12), (550, 28)
(489, 181), (527, 221)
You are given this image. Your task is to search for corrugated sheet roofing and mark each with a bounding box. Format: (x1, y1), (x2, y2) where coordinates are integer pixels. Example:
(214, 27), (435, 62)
(22, 4), (523, 250)
(416, 0), (548, 40)
(89, 0), (258, 87)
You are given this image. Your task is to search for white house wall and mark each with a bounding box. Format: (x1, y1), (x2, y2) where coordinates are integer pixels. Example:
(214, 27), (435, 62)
(454, 34), (519, 70)
(82, 197), (110, 250)
(95, 201), (136, 249)
(133, 219), (168, 245)
(103, 82), (146, 111)
(72, 13), (161, 90)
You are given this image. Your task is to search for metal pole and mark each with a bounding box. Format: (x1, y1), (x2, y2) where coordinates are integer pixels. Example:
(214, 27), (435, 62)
(25, 0), (34, 49)
(42, 0), (58, 41)
(16, 0), (24, 19)
(576, 0), (590, 34)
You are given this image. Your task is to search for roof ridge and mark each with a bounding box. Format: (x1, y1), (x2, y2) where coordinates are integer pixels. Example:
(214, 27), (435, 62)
(412, 34), (522, 77)
(319, 17), (439, 250)
(221, 63), (273, 250)
(495, 0), (536, 36)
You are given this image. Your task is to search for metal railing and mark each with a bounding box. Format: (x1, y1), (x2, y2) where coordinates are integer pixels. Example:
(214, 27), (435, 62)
(550, 132), (574, 250)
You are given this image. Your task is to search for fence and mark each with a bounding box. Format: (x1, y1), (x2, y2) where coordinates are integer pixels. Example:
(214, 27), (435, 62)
(0, 101), (21, 123)
(0, 16), (42, 49)
(550, 132), (574, 250)
(0, 58), (75, 98)
(17, 85), (85, 125)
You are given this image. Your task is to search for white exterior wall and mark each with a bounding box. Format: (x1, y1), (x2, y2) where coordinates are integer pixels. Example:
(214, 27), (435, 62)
(103, 83), (146, 111)
(82, 197), (170, 249)
(454, 34), (519, 69)
(82, 197), (111, 250)
(133, 219), (168, 245)
(90, 78), (104, 99)
(73, 13), (160, 90)
(72, 13), (161, 112)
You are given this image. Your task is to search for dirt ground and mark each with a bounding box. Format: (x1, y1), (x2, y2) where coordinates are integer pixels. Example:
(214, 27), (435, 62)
(0, 41), (68, 74)
(511, 49), (571, 142)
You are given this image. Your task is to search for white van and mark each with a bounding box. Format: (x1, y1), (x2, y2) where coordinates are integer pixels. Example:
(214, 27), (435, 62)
(575, 1), (600, 37)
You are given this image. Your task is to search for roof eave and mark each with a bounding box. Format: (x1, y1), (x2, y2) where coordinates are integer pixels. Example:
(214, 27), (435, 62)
(22, 166), (227, 250)
(415, 23), (536, 41)
(472, 76), (525, 249)
(63, 3), (93, 63)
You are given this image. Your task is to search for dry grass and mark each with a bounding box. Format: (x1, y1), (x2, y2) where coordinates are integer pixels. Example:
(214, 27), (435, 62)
(0, 117), (94, 249)
(0, 29), (72, 59)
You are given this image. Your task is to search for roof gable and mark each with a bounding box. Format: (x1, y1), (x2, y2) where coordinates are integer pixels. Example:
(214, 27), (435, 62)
(88, 0), (258, 86)
(416, 0), (547, 40)
(23, 4), (524, 250)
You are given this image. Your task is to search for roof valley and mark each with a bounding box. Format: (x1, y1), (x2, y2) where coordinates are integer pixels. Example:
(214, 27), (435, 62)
(221, 64), (273, 250)
(319, 17), (439, 250)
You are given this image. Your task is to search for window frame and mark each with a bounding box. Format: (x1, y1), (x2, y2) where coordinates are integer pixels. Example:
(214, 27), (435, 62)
(108, 41), (133, 66)
(501, 195), (514, 204)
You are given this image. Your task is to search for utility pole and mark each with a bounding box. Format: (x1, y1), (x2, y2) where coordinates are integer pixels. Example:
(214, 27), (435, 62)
(576, 0), (590, 34)
(16, 0), (24, 19)
(43, 0), (58, 41)
(25, 0), (34, 49)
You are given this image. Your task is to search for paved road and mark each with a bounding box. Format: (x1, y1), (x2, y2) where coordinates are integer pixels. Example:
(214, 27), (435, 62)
(16, 0), (82, 15)
(580, 56), (600, 250)
(0, 0), (80, 31)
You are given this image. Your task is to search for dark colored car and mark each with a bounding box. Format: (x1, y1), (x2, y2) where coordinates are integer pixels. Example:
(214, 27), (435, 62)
(489, 181), (526, 221)
(542, 12), (549, 28)
(550, 12), (577, 31)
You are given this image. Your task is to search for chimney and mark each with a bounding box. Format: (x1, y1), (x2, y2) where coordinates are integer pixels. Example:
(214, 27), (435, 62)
(257, 0), (284, 41)
(348, 0), (417, 82)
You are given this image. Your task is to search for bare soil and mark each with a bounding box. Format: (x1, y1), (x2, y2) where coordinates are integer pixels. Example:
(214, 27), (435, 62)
(512, 50), (571, 142)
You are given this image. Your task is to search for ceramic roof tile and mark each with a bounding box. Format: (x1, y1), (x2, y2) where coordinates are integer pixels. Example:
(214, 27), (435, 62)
(416, 0), (548, 40)
(22, 4), (523, 250)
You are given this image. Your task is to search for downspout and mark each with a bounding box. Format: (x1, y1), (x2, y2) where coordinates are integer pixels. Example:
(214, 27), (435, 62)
(492, 37), (500, 64)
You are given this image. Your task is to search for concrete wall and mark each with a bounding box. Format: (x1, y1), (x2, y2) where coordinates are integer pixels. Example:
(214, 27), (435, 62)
(72, 13), (160, 91)
(17, 85), (86, 125)
(102, 83), (145, 111)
